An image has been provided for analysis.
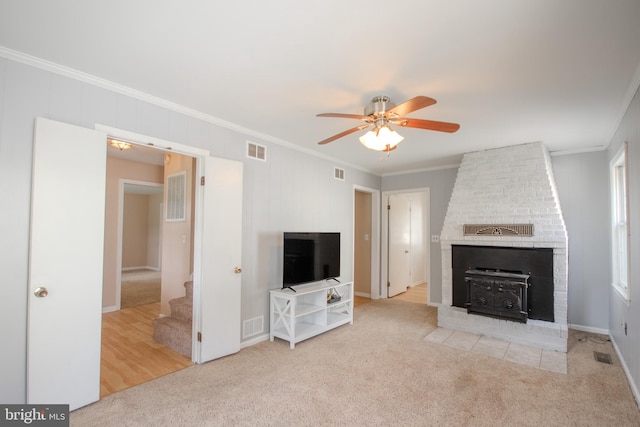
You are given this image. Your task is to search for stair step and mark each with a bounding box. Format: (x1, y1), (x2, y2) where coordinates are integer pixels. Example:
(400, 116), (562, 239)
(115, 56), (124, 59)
(184, 281), (193, 300)
(152, 317), (192, 358)
(169, 297), (193, 322)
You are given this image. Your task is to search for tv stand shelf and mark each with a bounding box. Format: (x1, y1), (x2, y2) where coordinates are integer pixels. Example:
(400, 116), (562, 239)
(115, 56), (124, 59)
(269, 281), (353, 349)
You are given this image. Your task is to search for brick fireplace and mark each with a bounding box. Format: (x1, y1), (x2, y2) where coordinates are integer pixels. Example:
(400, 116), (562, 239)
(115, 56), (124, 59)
(438, 142), (569, 352)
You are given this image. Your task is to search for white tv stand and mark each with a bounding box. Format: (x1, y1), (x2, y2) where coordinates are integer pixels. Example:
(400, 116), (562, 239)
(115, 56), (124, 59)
(269, 280), (353, 349)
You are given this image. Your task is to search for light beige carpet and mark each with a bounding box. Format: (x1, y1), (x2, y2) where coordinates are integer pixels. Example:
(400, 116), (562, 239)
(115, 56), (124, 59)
(120, 270), (161, 309)
(72, 299), (640, 426)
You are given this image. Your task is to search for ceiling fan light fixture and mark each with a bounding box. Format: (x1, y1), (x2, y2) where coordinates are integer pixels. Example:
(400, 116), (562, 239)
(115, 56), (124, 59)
(359, 126), (404, 151)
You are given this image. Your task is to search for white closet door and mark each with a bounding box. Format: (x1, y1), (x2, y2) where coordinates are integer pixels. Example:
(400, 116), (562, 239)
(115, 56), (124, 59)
(388, 195), (412, 297)
(28, 117), (106, 410)
(197, 156), (243, 362)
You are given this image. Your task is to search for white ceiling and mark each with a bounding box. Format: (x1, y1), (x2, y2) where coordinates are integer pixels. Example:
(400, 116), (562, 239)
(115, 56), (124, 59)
(2, 0), (640, 175)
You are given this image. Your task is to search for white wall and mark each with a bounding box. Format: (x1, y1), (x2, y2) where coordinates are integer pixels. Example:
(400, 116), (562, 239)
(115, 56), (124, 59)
(552, 151), (610, 331)
(0, 57), (380, 403)
(608, 84), (640, 403)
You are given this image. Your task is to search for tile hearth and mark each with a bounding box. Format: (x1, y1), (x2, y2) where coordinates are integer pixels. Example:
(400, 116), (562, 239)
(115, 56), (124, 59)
(424, 327), (567, 374)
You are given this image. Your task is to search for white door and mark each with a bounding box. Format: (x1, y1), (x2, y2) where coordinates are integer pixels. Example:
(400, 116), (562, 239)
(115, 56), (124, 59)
(197, 156), (243, 362)
(27, 118), (106, 410)
(388, 195), (411, 297)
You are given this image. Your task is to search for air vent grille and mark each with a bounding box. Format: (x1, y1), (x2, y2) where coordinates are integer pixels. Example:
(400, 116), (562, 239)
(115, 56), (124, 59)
(593, 351), (613, 364)
(247, 141), (266, 161)
(242, 316), (264, 339)
(334, 167), (345, 181)
(463, 224), (534, 236)
(166, 172), (186, 221)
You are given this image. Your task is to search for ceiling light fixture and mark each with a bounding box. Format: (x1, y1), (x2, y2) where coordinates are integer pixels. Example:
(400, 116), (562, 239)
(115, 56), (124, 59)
(359, 125), (404, 152)
(109, 138), (132, 151)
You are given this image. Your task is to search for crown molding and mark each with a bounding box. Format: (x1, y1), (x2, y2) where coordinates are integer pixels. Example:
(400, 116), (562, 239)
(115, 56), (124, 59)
(606, 60), (640, 149)
(0, 46), (378, 176)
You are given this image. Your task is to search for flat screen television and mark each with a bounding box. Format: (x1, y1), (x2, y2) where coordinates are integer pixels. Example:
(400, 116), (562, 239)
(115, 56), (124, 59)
(283, 232), (340, 287)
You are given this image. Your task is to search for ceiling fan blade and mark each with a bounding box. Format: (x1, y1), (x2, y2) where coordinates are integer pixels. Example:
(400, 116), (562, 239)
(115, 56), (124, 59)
(317, 124), (370, 145)
(387, 96), (437, 117)
(317, 113), (369, 120)
(395, 118), (460, 133)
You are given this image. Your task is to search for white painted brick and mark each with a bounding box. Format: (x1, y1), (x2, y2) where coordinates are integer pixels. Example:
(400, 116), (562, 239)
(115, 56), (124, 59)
(439, 142), (568, 352)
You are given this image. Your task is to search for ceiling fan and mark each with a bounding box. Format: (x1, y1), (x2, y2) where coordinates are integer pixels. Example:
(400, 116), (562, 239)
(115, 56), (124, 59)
(316, 95), (460, 153)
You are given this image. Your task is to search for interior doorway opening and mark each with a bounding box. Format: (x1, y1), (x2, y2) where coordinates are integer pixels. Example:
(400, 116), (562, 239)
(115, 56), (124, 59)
(353, 185), (381, 305)
(382, 189), (430, 305)
(102, 142), (197, 398)
(118, 181), (163, 310)
(29, 118), (243, 407)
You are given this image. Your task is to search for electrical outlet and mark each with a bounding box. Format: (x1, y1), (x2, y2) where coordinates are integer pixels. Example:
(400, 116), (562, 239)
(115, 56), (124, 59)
(431, 235), (440, 243)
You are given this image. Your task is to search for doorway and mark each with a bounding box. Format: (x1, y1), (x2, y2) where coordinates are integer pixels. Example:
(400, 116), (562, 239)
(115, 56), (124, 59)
(119, 181), (163, 310)
(353, 185), (381, 303)
(28, 119), (243, 408)
(102, 147), (196, 397)
(382, 189), (430, 304)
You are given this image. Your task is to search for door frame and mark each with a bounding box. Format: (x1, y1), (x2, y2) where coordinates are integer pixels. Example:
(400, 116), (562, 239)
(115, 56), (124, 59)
(353, 185), (381, 299)
(381, 188), (430, 302)
(96, 124), (209, 362)
(113, 179), (164, 312)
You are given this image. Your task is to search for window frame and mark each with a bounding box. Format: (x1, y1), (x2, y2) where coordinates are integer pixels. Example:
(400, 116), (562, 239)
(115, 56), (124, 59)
(610, 142), (630, 302)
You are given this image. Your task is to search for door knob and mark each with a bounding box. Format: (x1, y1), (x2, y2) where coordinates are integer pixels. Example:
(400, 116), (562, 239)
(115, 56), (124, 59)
(234, 267), (242, 274)
(34, 287), (48, 298)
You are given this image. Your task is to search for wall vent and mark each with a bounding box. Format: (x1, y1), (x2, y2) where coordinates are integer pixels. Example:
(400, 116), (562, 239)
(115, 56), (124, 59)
(242, 316), (264, 339)
(247, 141), (267, 161)
(166, 171), (186, 221)
(463, 224), (534, 236)
(334, 167), (345, 181)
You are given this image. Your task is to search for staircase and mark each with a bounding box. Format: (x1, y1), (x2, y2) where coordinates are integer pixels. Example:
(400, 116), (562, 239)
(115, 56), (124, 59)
(152, 281), (192, 358)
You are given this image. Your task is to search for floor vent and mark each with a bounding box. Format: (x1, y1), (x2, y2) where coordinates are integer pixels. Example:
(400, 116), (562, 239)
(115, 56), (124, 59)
(247, 141), (267, 161)
(242, 316), (264, 339)
(593, 351), (613, 364)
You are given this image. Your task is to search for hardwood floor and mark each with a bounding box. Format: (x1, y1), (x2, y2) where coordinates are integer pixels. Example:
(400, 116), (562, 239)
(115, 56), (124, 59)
(354, 283), (427, 307)
(101, 303), (192, 398)
(392, 282), (427, 304)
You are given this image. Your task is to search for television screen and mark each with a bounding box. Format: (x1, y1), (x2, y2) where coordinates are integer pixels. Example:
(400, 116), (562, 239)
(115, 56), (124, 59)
(283, 232), (340, 286)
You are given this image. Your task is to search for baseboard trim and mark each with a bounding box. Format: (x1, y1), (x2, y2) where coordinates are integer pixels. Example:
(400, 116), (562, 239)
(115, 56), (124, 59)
(122, 266), (160, 272)
(102, 305), (118, 313)
(568, 323), (609, 335)
(354, 291), (371, 298)
(241, 333), (269, 349)
(610, 334), (640, 409)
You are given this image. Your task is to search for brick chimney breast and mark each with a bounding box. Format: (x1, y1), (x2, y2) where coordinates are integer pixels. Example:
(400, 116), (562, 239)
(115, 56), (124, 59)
(438, 142), (569, 352)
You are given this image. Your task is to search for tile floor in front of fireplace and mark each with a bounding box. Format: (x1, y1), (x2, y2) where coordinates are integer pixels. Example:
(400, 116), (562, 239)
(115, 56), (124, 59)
(424, 327), (567, 374)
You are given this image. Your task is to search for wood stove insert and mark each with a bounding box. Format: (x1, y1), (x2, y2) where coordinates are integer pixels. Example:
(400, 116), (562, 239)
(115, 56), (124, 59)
(452, 245), (554, 322)
(465, 269), (529, 322)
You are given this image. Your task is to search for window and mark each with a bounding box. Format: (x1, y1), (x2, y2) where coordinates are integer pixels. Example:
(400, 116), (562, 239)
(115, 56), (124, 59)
(611, 142), (629, 301)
